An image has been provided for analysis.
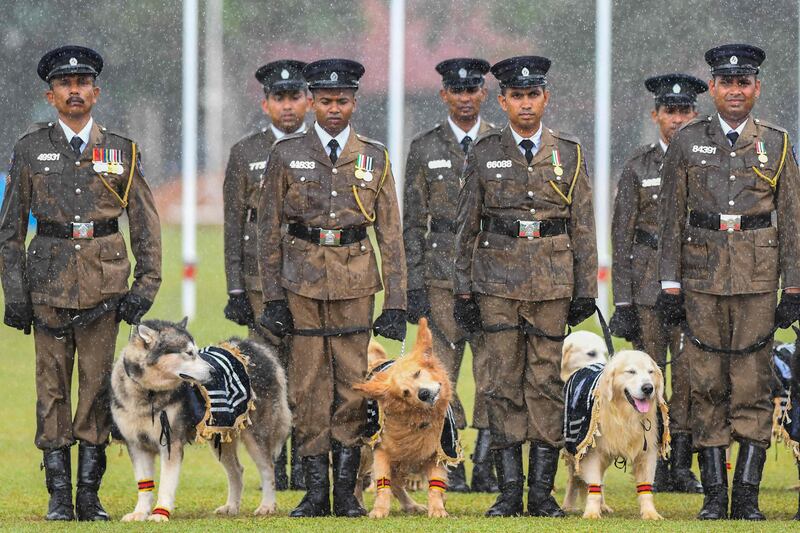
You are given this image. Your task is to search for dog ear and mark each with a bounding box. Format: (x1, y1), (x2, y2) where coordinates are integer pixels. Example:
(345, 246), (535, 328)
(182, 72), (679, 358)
(353, 374), (388, 399)
(178, 316), (189, 329)
(415, 318), (433, 358)
(597, 362), (615, 404)
(653, 359), (666, 404)
(137, 324), (157, 346)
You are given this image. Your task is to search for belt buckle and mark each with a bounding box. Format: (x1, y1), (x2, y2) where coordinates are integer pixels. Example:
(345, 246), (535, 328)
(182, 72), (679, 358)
(517, 220), (541, 238)
(71, 222), (94, 239)
(318, 228), (342, 246)
(719, 214), (741, 232)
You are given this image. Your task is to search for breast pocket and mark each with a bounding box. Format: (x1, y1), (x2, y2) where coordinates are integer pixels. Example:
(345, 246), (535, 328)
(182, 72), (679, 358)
(285, 173), (320, 213)
(30, 161), (63, 207)
(686, 153), (721, 193)
(743, 153), (778, 193)
(483, 173), (523, 208)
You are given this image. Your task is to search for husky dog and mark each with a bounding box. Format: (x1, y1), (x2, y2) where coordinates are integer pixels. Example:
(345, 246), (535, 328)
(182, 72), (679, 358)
(111, 319), (291, 521)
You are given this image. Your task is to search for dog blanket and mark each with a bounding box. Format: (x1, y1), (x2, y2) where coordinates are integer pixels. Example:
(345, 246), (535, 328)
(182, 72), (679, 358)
(363, 360), (463, 467)
(192, 344), (255, 443)
(563, 362), (670, 470)
(771, 342), (800, 460)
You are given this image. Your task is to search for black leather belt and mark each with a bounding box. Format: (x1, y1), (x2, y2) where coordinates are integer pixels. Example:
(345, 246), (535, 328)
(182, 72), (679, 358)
(430, 217), (455, 233)
(246, 208), (258, 223)
(37, 219), (119, 239)
(481, 216), (568, 238)
(688, 211), (771, 232)
(634, 228), (658, 249)
(287, 223), (367, 246)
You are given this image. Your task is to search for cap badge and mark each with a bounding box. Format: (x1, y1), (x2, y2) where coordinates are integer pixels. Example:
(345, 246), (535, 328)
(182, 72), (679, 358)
(672, 83), (681, 93)
(69, 57), (78, 66)
(521, 67), (530, 76)
(458, 68), (467, 79)
(730, 55), (738, 65)
(280, 69), (289, 79)
(330, 71), (338, 81)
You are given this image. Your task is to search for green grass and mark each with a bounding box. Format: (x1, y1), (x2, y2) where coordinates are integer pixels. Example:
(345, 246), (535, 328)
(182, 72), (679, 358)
(1, 224), (799, 531)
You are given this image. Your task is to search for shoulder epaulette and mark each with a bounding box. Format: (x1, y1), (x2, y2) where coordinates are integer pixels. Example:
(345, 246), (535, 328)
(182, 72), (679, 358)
(628, 143), (659, 162)
(411, 123), (442, 143)
(234, 127), (275, 146)
(550, 129), (581, 145)
(753, 118), (788, 134)
(356, 133), (387, 149)
(678, 117), (707, 133)
(272, 130), (306, 147)
(101, 126), (138, 145)
(17, 121), (52, 141)
(473, 128), (502, 146)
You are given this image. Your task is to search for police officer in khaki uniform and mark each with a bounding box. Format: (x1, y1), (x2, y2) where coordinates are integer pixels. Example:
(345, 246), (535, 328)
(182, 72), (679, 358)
(0, 46), (161, 521)
(657, 44), (800, 520)
(222, 59), (310, 490)
(257, 59), (407, 518)
(403, 57), (497, 493)
(453, 56), (598, 517)
(610, 73), (706, 494)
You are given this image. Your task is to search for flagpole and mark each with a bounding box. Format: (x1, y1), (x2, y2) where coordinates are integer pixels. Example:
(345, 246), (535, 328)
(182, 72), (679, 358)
(594, 0), (612, 319)
(387, 0), (406, 214)
(182, 0), (198, 320)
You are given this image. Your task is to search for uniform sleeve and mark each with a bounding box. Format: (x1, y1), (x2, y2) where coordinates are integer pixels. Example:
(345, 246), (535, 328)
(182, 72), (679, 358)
(125, 149), (162, 302)
(374, 153), (407, 310)
(223, 143), (246, 292)
(402, 140), (428, 291)
(569, 147), (598, 298)
(0, 145), (32, 304)
(452, 148), (482, 295)
(657, 141), (687, 283)
(777, 138), (800, 288)
(610, 161), (639, 303)
(257, 147), (286, 302)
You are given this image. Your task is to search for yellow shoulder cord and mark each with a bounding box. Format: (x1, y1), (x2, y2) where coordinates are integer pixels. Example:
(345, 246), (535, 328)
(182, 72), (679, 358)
(752, 132), (788, 190)
(95, 142), (136, 208)
(352, 148), (390, 223)
(547, 143), (582, 205)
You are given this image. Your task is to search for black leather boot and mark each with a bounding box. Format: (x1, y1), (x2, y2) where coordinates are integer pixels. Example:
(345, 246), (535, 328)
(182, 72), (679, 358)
(75, 444), (109, 521)
(289, 454), (331, 517)
(470, 429), (499, 493)
(43, 447), (74, 521)
(697, 446), (728, 520)
(730, 441), (766, 520)
(289, 433), (306, 490)
(794, 461), (800, 521)
(275, 442), (289, 490)
(331, 442), (366, 517)
(485, 445), (523, 517)
(670, 433), (702, 493)
(448, 462), (470, 492)
(527, 441), (565, 517)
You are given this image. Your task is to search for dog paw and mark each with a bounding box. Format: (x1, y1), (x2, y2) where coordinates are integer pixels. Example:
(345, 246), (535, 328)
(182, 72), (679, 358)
(369, 507), (390, 519)
(214, 504), (240, 516)
(602, 504), (614, 514)
(582, 509), (602, 519)
(427, 507), (448, 518)
(147, 513), (169, 522)
(121, 511), (149, 522)
(641, 509), (664, 520)
(403, 502), (427, 514)
(253, 503), (277, 516)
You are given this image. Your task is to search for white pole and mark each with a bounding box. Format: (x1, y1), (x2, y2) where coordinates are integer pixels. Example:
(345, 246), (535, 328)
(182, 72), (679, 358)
(204, 0), (225, 178)
(594, 0), (612, 319)
(387, 0), (406, 211)
(182, 0), (198, 320)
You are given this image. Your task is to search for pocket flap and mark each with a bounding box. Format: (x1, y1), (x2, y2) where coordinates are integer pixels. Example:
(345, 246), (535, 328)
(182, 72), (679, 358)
(754, 230), (777, 247)
(100, 238), (127, 260)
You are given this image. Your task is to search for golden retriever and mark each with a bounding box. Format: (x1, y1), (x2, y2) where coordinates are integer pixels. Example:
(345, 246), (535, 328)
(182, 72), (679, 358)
(561, 336), (669, 520)
(353, 318), (455, 518)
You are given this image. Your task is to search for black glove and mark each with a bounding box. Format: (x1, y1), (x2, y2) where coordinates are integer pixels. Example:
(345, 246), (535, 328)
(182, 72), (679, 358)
(406, 289), (431, 324)
(775, 292), (800, 329)
(4, 302), (33, 335)
(373, 309), (407, 341)
(567, 297), (595, 326)
(259, 300), (294, 338)
(116, 293), (153, 325)
(224, 293), (254, 326)
(609, 305), (640, 342)
(453, 297), (482, 334)
(656, 291), (685, 327)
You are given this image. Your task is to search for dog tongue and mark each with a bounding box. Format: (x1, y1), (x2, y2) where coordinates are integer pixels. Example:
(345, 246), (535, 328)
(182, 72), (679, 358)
(633, 398), (651, 413)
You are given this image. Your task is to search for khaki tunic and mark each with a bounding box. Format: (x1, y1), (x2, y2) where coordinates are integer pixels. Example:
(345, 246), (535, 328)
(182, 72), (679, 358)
(453, 124), (598, 447)
(657, 115), (800, 447)
(402, 119), (493, 429)
(0, 121), (162, 449)
(257, 127), (406, 456)
(611, 143), (689, 432)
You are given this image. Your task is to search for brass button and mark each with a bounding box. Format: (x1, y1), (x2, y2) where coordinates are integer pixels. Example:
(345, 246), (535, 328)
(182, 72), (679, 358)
(530, 208), (536, 214)
(331, 191), (338, 197)
(527, 191), (534, 197)
(651, 194), (658, 200)
(74, 215), (81, 221)
(74, 161), (80, 166)
(300, 176), (306, 182)
(75, 188), (81, 194)
(360, 245), (366, 252)
(332, 168), (338, 174)
(44, 167), (49, 171)
(329, 212), (336, 218)
(729, 175), (735, 181)
(483, 240), (489, 247)
(527, 166), (533, 172)
(727, 228), (734, 234)
(437, 174), (443, 180)
(74, 244), (81, 250)
(243, 235), (250, 241)
(495, 173), (502, 178)
(431, 242), (438, 249)
(728, 200), (734, 206)
(701, 160), (706, 165)
(730, 152), (736, 157)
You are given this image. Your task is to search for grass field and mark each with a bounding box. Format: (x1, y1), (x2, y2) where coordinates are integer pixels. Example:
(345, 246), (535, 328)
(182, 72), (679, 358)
(1, 224), (799, 531)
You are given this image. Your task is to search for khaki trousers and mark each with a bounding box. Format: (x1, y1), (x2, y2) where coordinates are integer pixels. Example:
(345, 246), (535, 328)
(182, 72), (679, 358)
(33, 304), (118, 450)
(684, 290), (776, 448)
(478, 295), (569, 448)
(428, 286), (489, 429)
(286, 292), (372, 456)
